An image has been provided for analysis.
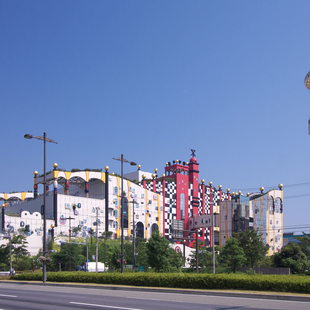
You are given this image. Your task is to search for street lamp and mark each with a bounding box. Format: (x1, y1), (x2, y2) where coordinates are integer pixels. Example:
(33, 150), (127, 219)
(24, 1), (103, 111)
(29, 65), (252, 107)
(304, 72), (310, 135)
(130, 199), (137, 269)
(112, 154), (137, 273)
(24, 132), (58, 283)
(209, 181), (216, 274)
(304, 71), (310, 90)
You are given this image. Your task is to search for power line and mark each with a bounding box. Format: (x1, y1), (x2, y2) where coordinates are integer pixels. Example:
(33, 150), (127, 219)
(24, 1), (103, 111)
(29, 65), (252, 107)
(231, 181), (310, 192)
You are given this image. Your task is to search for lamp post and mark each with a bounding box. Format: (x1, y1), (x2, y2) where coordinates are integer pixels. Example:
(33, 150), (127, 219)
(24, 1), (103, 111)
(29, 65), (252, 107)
(209, 181), (216, 274)
(305, 71), (310, 90)
(130, 199), (137, 269)
(95, 207), (100, 273)
(24, 132), (58, 283)
(112, 154), (137, 273)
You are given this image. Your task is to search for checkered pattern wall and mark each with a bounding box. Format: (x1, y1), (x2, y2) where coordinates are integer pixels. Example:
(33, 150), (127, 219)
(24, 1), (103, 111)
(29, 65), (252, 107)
(156, 182), (163, 194)
(164, 180), (177, 239)
(146, 182), (153, 191)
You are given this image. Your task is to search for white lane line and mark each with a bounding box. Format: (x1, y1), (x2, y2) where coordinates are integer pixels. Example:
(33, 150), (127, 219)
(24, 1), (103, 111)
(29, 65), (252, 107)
(0, 294), (17, 298)
(69, 302), (143, 310)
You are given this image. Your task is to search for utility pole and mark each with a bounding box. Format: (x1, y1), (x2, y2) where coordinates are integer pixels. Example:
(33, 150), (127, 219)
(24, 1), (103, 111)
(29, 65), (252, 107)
(196, 231), (199, 273)
(95, 207), (99, 273)
(66, 216), (75, 242)
(9, 234), (12, 275)
(112, 155), (137, 273)
(120, 154), (124, 273)
(183, 240), (186, 267)
(65, 216), (75, 271)
(209, 182), (216, 274)
(24, 132), (58, 283)
(212, 207), (216, 274)
(130, 200), (136, 269)
(86, 234), (89, 272)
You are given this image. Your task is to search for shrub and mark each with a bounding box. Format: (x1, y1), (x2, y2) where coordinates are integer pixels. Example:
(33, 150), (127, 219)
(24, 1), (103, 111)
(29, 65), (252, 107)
(11, 272), (310, 294)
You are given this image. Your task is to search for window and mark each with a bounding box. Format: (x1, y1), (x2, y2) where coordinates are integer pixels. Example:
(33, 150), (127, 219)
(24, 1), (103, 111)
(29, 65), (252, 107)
(180, 193), (185, 219)
(269, 196), (275, 214)
(275, 198), (282, 213)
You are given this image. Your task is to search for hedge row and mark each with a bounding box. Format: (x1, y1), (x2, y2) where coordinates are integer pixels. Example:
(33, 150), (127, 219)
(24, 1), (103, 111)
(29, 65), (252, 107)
(11, 272), (310, 294)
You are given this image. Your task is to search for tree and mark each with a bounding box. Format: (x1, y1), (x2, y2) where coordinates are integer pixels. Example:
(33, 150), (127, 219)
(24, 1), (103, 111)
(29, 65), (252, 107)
(220, 237), (246, 272)
(296, 235), (310, 259)
(136, 239), (149, 269)
(273, 243), (309, 274)
(10, 234), (29, 258)
(234, 230), (268, 268)
(0, 245), (9, 270)
(189, 243), (213, 271)
(146, 231), (182, 272)
(49, 243), (85, 271)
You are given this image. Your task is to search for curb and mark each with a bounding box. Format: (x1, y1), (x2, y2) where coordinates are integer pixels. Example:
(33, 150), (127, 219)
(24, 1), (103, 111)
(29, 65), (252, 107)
(1, 280), (310, 302)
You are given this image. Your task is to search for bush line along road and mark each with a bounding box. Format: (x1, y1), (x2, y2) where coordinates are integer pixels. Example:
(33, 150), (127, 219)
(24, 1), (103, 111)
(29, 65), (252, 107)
(10, 272), (310, 294)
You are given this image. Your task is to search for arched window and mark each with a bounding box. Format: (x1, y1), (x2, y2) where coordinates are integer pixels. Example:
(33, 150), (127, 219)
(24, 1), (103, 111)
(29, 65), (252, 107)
(136, 222), (144, 239)
(275, 197), (282, 213)
(269, 196), (275, 215)
(151, 223), (159, 235)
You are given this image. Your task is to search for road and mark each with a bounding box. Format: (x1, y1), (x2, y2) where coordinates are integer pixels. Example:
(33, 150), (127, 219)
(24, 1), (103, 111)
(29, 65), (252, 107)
(0, 283), (309, 310)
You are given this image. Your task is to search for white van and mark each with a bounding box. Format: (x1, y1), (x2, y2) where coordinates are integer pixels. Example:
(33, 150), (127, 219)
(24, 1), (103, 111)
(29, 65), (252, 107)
(85, 262), (105, 272)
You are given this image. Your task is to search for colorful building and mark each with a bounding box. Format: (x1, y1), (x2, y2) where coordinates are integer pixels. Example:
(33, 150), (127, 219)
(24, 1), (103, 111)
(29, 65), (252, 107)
(1, 151), (284, 256)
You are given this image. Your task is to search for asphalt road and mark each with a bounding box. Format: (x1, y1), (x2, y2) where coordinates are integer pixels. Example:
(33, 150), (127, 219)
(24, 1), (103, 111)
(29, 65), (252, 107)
(0, 283), (309, 310)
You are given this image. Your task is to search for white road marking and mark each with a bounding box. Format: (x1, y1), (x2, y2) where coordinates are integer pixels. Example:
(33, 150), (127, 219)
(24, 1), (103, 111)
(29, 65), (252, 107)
(70, 302), (143, 310)
(0, 294), (17, 298)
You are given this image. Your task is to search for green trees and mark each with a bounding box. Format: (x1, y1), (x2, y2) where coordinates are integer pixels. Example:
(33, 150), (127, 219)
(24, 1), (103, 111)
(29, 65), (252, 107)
(221, 238), (246, 272)
(0, 245), (9, 270)
(296, 235), (310, 260)
(273, 243), (309, 274)
(189, 245), (214, 271)
(49, 243), (85, 271)
(11, 234), (29, 258)
(146, 231), (182, 272)
(234, 230), (268, 269)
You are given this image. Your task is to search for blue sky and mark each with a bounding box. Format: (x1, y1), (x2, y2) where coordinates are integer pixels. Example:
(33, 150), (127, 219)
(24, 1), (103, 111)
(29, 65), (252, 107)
(1, 1), (310, 232)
